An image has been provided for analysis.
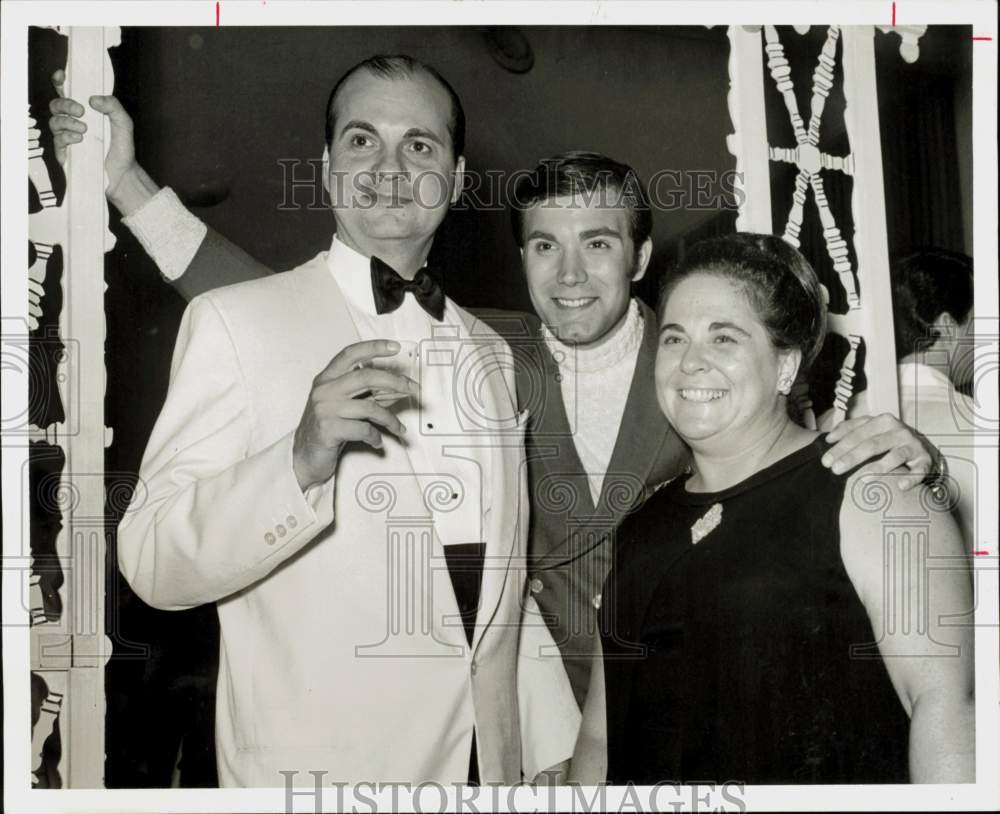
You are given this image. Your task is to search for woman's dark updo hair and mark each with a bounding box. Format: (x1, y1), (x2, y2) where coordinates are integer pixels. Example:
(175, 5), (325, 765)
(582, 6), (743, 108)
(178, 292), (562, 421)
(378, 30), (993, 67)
(657, 232), (828, 374)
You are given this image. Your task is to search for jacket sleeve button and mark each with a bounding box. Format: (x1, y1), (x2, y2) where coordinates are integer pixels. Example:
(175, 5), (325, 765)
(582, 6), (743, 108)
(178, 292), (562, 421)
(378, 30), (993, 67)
(287, 515), (298, 528)
(265, 532), (277, 546)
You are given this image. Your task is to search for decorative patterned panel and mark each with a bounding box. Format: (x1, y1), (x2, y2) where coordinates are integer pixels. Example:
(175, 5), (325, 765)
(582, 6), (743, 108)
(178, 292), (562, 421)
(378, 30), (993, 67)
(726, 25), (925, 425)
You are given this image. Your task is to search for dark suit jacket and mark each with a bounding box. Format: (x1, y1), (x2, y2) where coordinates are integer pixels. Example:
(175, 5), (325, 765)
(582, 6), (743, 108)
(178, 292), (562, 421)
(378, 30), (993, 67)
(174, 229), (690, 707)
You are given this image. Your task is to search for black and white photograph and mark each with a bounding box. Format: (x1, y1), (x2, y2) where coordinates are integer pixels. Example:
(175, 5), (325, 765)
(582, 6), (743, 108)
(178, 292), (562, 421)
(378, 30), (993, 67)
(2, 1), (998, 812)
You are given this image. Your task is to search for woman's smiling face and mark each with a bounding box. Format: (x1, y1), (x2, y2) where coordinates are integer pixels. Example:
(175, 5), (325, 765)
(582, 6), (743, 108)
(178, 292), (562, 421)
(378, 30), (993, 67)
(655, 273), (799, 446)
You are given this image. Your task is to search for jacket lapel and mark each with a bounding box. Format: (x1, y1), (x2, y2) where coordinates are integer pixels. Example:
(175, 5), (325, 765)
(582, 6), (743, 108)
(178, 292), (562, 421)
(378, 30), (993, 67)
(523, 327), (598, 566)
(456, 311), (526, 653)
(294, 253), (363, 350)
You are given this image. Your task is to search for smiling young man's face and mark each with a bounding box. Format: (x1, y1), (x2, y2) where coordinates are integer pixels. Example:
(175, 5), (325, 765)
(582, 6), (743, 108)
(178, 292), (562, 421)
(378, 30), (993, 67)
(520, 193), (652, 348)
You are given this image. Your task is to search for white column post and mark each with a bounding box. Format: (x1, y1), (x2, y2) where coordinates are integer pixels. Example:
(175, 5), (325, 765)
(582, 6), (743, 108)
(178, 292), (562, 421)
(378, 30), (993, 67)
(59, 25), (119, 788)
(726, 26), (772, 234)
(841, 26), (900, 418)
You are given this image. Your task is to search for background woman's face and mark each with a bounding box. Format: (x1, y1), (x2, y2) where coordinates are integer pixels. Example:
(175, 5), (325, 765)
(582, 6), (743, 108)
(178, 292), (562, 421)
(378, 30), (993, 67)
(655, 273), (793, 446)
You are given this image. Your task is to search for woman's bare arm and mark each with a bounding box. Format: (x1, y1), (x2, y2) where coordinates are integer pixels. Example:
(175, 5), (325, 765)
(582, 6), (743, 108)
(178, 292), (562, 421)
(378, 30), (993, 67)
(840, 467), (975, 783)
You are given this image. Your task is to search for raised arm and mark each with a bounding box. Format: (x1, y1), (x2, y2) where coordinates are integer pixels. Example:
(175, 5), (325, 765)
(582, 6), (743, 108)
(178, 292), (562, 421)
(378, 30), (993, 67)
(840, 468), (975, 783)
(48, 70), (272, 300)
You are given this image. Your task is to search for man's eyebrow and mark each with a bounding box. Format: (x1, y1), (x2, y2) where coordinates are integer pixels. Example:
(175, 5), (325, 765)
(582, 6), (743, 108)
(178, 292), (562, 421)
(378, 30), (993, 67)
(338, 120), (378, 139)
(404, 127), (446, 147)
(659, 323), (686, 335)
(525, 229), (558, 242)
(579, 227), (623, 240)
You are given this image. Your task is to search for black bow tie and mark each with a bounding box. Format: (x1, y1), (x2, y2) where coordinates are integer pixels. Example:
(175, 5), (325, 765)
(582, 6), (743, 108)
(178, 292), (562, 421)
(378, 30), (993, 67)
(370, 256), (446, 321)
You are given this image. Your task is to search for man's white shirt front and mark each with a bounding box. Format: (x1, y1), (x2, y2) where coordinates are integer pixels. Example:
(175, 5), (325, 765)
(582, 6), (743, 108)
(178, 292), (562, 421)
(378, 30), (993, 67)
(327, 236), (493, 547)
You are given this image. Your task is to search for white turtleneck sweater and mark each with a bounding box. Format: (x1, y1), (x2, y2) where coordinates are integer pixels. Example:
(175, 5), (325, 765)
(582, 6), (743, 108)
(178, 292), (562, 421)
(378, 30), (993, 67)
(542, 299), (645, 505)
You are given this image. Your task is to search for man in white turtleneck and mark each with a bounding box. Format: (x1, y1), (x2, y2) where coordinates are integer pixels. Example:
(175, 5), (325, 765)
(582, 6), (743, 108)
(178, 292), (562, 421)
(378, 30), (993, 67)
(522, 177), (653, 505)
(509, 160), (654, 509)
(505, 153), (688, 706)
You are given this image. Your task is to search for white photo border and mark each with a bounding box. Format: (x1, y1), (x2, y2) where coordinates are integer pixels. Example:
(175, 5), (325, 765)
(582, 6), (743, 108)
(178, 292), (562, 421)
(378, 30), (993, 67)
(3, 2), (997, 812)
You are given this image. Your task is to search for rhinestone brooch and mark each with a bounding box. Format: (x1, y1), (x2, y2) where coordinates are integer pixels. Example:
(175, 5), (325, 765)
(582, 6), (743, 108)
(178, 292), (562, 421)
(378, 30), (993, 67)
(690, 503), (723, 545)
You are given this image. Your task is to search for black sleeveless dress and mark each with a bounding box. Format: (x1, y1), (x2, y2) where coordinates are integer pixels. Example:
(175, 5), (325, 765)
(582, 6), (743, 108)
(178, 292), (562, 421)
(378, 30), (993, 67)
(600, 436), (910, 784)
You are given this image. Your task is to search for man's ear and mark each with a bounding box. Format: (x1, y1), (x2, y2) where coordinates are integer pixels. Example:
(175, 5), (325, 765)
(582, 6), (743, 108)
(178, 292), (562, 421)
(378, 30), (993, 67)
(451, 156), (467, 206)
(321, 145), (331, 197)
(931, 310), (961, 342)
(632, 237), (653, 283)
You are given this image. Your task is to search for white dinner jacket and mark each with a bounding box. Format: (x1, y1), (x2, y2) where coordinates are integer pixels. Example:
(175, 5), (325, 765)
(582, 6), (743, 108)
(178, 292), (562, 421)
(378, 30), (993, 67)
(117, 251), (579, 786)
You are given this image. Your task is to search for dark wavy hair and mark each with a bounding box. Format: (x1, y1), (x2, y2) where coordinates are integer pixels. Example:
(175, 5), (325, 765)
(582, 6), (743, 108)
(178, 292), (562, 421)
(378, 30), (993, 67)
(509, 151), (653, 258)
(891, 249), (973, 359)
(324, 54), (466, 159)
(657, 233), (828, 373)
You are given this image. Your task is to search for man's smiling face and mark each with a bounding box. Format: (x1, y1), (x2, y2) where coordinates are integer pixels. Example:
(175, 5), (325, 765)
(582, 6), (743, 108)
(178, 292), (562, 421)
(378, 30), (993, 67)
(520, 193), (651, 348)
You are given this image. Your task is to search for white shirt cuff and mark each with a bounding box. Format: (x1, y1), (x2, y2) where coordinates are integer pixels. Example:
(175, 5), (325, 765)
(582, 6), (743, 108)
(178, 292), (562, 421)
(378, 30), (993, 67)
(288, 432), (337, 529)
(121, 187), (207, 281)
(302, 475), (337, 529)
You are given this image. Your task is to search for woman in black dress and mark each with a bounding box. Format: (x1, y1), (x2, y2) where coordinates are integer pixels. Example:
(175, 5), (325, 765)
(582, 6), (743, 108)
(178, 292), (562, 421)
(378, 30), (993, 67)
(571, 233), (974, 784)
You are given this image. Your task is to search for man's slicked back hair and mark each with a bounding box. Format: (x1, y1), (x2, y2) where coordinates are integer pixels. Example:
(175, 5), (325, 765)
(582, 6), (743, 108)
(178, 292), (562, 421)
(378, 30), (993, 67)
(509, 151), (653, 254)
(891, 248), (973, 358)
(324, 54), (466, 159)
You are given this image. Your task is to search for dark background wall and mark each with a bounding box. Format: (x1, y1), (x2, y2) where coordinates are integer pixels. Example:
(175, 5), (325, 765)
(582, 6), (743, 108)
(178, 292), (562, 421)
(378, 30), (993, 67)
(26, 25), (971, 787)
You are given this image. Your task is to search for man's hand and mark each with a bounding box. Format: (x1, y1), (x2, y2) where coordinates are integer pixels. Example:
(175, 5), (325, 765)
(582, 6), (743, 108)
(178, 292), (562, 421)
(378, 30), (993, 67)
(47, 69), (158, 216)
(821, 412), (938, 490)
(292, 340), (417, 491)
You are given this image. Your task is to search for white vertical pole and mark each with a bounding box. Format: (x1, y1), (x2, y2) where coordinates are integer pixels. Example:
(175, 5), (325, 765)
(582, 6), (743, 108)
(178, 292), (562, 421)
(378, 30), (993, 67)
(61, 25), (118, 789)
(841, 26), (900, 418)
(726, 26), (772, 234)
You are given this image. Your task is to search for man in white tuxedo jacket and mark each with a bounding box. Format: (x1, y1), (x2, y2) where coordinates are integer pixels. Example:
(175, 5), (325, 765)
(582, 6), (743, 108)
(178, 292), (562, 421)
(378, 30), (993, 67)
(117, 54), (578, 787)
